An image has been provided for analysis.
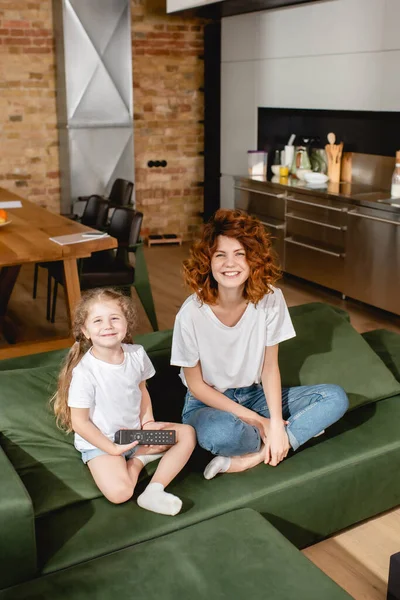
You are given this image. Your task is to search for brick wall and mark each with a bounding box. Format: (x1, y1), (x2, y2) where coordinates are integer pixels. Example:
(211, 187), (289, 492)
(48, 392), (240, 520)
(0, 1), (59, 212)
(0, 1), (205, 237)
(132, 2), (205, 239)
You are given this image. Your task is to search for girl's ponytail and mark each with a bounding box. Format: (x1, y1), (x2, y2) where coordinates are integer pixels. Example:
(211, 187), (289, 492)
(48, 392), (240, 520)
(51, 337), (89, 432)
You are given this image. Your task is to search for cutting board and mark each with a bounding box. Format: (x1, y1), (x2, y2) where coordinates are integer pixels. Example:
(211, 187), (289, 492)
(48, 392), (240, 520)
(341, 152), (395, 190)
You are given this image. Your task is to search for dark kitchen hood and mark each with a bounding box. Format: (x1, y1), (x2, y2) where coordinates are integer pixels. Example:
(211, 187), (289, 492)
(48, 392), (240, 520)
(170, 0), (326, 19)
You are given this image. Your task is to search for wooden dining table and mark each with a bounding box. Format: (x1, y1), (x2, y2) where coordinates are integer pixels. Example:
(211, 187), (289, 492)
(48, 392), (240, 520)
(0, 188), (117, 360)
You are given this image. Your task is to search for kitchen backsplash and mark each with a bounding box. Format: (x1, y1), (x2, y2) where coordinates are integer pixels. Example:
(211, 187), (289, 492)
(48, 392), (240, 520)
(257, 107), (400, 164)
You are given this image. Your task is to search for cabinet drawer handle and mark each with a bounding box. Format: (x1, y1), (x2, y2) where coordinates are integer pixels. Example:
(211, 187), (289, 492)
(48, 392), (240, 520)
(285, 212), (346, 231)
(348, 210), (400, 227)
(260, 220), (285, 230)
(234, 186), (286, 199)
(287, 196), (347, 213)
(285, 237), (345, 258)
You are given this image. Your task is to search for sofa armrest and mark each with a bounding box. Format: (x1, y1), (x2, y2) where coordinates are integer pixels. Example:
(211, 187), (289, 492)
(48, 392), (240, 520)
(0, 445), (36, 589)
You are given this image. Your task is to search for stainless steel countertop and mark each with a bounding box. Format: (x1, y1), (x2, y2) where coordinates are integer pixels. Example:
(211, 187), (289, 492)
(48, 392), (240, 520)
(234, 175), (400, 215)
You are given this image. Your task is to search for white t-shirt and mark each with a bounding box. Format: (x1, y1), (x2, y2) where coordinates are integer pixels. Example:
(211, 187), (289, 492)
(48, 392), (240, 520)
(68, 343), (155, 452)
(170, 287), (296, 392)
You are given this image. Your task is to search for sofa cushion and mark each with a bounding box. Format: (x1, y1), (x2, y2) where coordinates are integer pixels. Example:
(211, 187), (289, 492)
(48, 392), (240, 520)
(362, 329), (400, 382)
(0, 331), (178, 517)
(1, 304), (399, 519)
(279, 303), (400, 410)
(0, 509), (351, 600)
(0, 367), (101, 516)
(35, 394), (400, 575)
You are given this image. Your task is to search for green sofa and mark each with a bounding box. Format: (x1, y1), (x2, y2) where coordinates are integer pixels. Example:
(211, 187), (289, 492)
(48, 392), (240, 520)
(0, 302), (399, 598)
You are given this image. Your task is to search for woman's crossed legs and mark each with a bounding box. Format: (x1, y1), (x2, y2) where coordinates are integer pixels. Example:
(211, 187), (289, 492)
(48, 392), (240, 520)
(183, 384), (349, 478)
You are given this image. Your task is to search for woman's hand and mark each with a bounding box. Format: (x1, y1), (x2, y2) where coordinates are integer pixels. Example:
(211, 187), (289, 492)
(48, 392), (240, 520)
(264, 419), (290, 466)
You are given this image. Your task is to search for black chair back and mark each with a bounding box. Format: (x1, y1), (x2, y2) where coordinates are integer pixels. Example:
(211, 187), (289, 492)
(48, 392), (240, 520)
(108, 208), (142, 263)
(129, 211), (143, 246)
(108, 178), (134, 207)
(81, 195), (109, 229)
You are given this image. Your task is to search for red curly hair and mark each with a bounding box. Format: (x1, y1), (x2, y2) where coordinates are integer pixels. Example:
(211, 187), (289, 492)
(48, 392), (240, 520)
(183, 209), (281, 305)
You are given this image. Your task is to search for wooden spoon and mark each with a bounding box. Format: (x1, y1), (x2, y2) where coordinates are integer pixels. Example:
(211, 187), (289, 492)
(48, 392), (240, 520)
(327, 132), (336, 145)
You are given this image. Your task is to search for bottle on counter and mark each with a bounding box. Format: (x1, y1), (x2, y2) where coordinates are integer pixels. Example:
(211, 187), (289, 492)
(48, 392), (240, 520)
(391, 150), (400, 198)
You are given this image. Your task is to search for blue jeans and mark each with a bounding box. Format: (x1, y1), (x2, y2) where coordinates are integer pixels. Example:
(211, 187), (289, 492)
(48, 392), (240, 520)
(182, 384), (349, 455)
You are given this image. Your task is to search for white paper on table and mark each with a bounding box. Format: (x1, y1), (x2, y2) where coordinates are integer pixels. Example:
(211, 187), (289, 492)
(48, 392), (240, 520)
(49, 233), (109, 246)
(0, 201), (22, 208)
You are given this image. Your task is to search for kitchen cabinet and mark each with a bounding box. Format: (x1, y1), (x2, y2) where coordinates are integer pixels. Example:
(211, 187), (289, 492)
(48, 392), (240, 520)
(284, 194), (348, 293)
(344, 207), (400, 314)
(234, 183), (286, 266)
(234, 176), (400, 316)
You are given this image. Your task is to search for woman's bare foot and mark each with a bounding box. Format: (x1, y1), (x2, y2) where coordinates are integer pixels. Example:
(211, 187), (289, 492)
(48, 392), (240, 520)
(204, 444), (266, 479)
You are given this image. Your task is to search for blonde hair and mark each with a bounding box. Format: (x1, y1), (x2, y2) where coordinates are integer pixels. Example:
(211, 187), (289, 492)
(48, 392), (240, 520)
(52, 288), (137, 432)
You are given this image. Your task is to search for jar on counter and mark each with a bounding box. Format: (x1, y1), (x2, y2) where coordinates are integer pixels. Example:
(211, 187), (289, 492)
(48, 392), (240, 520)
(247, 151), (267, 177)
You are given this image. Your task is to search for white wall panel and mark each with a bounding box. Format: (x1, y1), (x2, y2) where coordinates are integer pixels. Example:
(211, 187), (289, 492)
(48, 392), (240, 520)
(380, 50), (400, 111)
(220, 174), (235, 209)
(255, 53), (383, 111)
(221, 61), (257, 175)
(256, 0), (385, 59)
(221, 12), (258, 62)
(383, 0), (400, 50)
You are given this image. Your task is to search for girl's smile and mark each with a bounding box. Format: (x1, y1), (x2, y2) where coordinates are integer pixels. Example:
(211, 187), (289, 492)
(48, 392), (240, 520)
(82, 300), (128, 352)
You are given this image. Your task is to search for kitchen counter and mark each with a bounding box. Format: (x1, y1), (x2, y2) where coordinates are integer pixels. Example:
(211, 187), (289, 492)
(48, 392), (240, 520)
(234, 175), (400, 217)
(233, 174), (400, 316)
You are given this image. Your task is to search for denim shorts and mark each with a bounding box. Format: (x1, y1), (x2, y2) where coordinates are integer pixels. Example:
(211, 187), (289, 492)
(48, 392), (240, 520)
(81, 446), (137, 464)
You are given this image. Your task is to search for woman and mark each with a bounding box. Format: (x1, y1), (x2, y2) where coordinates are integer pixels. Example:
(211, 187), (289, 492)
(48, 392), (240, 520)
(171, 209), (349, 479)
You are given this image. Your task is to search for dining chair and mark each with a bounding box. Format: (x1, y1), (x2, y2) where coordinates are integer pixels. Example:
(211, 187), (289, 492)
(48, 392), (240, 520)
(76, 178), (134, 211)
(48, 208), (158, 331)
(33, 195), (109, 320)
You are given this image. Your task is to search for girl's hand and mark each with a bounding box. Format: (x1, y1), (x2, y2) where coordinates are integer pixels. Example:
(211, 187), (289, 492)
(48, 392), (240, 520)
(111, 440), (139, 456)
(264, 419), (290, 466)
(141, 421), (172, 452)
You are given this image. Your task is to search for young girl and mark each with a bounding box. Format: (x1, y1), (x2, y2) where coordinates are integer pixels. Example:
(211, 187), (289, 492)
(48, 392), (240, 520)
(171, 209), (349, 480)
(53, 288), (195, 516)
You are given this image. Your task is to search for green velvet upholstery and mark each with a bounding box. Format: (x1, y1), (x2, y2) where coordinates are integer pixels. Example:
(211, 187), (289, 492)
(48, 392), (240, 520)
(0, 446), (36, 589)
(0, 509), (351, 600)
(279, 303), (400, 409)
(362, 329), (400, 382)
(33, 394), (400, 575)
(1, 303), (400, 590)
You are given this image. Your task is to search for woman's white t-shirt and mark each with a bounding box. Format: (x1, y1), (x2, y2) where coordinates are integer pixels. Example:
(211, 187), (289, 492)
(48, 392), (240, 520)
(171, 287), (296, 392)
(68, 343), (155, 452)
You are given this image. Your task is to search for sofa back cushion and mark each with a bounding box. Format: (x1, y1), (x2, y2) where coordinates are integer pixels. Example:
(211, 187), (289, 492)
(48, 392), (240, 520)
(362, 329), (400, 383)
(279, 304), (400, 409)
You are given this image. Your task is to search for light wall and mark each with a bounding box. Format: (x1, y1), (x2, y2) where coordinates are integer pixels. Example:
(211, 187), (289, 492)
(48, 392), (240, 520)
(221, 0), (400, 207)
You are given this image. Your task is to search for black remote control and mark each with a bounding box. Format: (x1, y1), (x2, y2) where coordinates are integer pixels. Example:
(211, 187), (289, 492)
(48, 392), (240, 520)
(114, 429), (176, 445)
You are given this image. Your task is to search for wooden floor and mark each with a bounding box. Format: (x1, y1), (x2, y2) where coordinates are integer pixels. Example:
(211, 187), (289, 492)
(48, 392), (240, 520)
(2, 243), (400, 599)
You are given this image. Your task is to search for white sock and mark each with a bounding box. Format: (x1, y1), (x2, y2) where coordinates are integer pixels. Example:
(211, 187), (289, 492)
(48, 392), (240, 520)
(137, 482), (182, 516)
(203, 456), (231, 480)
(135, 452), (165, 467)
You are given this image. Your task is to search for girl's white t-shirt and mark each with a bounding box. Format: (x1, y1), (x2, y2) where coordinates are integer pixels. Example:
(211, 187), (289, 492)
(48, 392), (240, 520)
(68, 343), (155, 452)
(171, 287), (296, 392)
